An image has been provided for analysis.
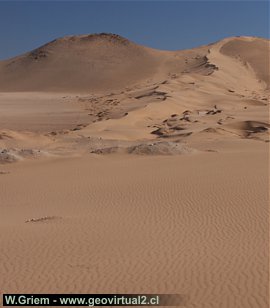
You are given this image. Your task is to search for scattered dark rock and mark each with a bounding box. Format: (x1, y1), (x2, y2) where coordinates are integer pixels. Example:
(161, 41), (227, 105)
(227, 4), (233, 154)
(25, 216), (61, 223)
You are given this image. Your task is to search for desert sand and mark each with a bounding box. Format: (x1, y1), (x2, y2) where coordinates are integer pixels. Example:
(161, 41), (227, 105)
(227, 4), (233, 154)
(0, 34), (269, 308)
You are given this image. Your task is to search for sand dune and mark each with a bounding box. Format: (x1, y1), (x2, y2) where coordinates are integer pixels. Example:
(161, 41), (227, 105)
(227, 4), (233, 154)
(0, 35), (268, 93)
(0, 34), (269, 308)
(0, 33), (158, 92)
(220, 36), (270, 86)
(0, 33), (168, 92)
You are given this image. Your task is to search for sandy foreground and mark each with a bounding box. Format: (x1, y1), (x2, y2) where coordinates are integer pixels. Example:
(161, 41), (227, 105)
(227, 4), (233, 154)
(0, 144), (268, 308)
(0, 34), (269, 307)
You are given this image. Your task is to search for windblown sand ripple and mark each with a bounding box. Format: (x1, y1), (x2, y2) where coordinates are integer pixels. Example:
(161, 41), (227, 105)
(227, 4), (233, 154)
(0, 144), (268, 308)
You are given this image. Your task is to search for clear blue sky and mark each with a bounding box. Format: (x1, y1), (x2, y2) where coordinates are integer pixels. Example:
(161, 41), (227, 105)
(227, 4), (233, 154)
(0, 1), (269, 60)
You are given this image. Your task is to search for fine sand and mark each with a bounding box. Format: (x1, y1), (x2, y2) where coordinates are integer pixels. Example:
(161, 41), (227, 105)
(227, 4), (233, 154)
(0, 34), (269, 308)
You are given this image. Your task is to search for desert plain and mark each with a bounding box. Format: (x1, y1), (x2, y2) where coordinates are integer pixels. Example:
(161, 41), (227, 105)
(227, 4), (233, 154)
(0, 34), (269, 308)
